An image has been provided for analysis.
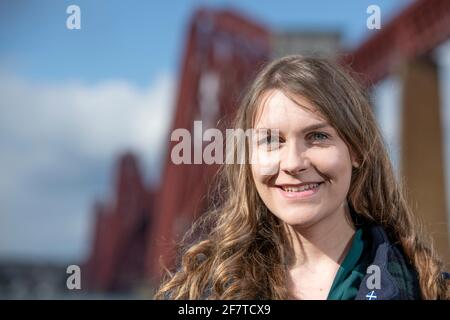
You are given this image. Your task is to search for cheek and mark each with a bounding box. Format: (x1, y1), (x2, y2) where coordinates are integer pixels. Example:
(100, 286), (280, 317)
(250, 144), (281, 178)
(251, 163), (276, 204)
(251, 157), (278, 185)
(250, 164), (263, 192)
(310, 146), (353, 190)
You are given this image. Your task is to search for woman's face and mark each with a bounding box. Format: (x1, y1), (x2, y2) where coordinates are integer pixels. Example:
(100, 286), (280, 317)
(250, 89), (356, 228)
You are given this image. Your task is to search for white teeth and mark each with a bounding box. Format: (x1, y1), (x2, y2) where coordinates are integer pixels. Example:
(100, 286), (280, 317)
(282, 183), (320, 192)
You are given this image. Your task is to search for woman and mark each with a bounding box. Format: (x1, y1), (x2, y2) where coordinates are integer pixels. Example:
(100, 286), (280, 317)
(154, 55), (449, 300)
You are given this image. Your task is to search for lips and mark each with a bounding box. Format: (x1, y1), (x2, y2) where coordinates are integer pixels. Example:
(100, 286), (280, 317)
(276, 182), (324, 199)
(277, 181), (324, 190)
(280, 182), (322, 192)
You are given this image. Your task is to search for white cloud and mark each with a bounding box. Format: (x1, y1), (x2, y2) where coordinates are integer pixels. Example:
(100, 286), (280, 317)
(0, 72), (175, 262)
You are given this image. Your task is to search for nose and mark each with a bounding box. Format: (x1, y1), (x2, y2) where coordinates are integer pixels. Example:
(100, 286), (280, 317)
(280, 140), (310, 175)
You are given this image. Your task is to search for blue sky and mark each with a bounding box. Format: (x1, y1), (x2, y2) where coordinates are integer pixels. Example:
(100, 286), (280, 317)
(0, 0), (412, 87)
(5, 0), (449, 264)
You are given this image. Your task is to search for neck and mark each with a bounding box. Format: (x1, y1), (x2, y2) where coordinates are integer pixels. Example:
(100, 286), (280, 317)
(286, 202), (356, 270)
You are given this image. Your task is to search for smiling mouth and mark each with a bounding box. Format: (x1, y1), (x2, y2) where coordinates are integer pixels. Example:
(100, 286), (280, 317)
(276, 182), (324, 199)
(278, 182), (323, 192)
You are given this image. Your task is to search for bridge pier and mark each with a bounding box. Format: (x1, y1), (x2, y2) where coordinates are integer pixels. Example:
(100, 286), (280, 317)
(400, 55), (450, 264)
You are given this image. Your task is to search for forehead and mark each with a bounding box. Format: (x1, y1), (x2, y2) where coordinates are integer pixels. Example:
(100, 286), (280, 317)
(253, 89), (326, 129)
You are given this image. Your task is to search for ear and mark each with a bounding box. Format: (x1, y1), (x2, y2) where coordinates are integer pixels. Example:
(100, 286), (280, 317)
(350, 153), (360, 168)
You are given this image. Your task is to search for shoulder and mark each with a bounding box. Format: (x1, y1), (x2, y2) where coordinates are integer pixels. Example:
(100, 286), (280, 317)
(356, 224), (421, 300)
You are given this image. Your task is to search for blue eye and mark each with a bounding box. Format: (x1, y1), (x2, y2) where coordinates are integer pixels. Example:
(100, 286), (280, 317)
(258, 135), (282, 151)
(309, 132), (329, 141)
(259, 135), (279, 145)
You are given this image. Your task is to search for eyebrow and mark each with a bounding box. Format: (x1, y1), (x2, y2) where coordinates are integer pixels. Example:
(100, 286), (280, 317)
(300, 122), (331, 133)
(255, 122), (331, 134)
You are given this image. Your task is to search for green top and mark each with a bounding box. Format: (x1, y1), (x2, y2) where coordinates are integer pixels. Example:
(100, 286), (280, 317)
(327, 228), (367, 300)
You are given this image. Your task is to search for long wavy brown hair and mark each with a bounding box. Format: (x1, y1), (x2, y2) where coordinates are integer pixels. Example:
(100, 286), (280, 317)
(154, 55), (448, 300)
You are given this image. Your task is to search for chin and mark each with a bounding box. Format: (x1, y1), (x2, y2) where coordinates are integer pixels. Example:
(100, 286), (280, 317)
(274, 208), (321, 228)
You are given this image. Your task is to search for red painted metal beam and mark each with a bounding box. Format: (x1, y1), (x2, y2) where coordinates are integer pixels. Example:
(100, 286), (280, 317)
(145, 8), (271, 283)
(342, 0), (450, 86)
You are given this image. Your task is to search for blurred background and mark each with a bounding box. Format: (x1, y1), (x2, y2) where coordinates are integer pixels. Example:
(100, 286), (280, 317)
(0, 0), (449, 299)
